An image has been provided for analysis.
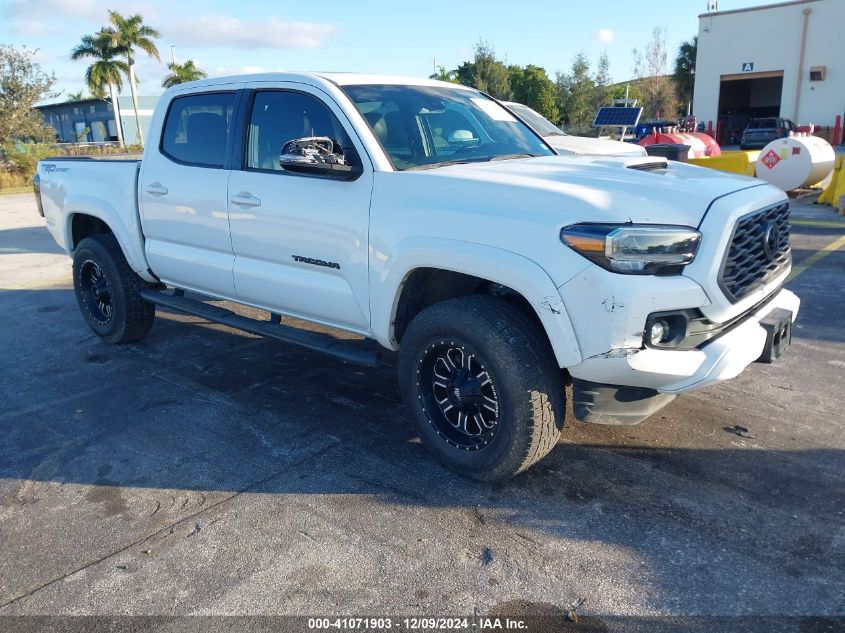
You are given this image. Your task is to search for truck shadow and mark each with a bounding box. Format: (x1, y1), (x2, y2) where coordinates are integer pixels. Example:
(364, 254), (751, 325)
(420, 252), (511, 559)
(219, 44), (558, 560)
(1, 287), (844, 614)
(0, 225), (66, 256)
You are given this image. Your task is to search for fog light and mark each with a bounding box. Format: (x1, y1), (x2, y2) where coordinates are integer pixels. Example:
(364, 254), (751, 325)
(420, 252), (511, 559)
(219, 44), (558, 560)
(649, 320), (668, 344)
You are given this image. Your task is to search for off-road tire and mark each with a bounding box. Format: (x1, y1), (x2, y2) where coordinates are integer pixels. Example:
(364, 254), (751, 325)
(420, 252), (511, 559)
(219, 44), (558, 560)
(398, 295), (565, 481)
(72, 234), (155, 344)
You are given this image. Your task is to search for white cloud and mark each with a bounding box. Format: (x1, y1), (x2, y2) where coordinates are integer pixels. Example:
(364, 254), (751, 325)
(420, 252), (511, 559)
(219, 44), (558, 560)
(163, 16), (335, 50)
(3, 0), (100, 26)
(2, 0), (159, 37)
(596, 28), (615, 44)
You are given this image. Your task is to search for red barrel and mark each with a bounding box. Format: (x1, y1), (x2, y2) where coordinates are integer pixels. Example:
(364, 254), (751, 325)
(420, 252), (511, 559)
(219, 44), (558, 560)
(639, 130), (721, 159)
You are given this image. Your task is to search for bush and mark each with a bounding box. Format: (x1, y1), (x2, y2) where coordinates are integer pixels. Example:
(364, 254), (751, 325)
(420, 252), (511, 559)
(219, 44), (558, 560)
(0, 171), (30, 189)
(0, 142), (143, 190)
(1, 142), (57, 177)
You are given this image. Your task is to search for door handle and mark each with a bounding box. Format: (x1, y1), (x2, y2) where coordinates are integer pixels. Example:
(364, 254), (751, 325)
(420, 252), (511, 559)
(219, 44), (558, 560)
(230, 192), (261, 207)
(145, 182), (168, 196)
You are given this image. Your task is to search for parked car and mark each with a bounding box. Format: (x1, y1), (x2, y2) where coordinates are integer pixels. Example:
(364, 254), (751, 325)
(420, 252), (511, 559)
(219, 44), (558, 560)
(502, 101), (646, 157)
(35, 73), (798, 481)
(740, 117), (796, 150)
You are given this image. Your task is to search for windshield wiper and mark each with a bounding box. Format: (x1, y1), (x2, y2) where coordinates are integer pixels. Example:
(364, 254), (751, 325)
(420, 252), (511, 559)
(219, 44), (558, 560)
(487, 153), (540, 161)
(407, 159), (478, 171)
(407, 154), (539, 171)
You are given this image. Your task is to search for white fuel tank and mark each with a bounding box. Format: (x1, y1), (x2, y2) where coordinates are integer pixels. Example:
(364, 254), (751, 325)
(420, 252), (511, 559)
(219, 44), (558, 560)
(755, 135), (836, 191)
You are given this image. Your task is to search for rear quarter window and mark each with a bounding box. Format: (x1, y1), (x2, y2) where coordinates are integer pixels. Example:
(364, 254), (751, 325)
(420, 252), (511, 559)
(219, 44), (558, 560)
(161, 92), (235, 167)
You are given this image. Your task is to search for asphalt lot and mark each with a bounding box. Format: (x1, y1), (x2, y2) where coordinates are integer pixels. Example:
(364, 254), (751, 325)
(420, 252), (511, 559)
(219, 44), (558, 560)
(0, 191), (843, 624)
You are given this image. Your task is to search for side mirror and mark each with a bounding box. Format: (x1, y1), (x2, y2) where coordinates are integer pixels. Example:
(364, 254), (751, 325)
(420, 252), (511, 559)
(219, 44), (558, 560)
(278, 136), (361, 180)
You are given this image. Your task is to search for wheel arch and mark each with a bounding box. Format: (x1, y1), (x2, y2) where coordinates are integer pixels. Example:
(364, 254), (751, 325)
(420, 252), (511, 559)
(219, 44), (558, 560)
(373, 238), (582, 368)
(62, 195), (153, 282)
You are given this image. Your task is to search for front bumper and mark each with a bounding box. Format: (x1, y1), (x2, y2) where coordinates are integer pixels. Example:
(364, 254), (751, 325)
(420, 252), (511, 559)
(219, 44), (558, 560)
(567, 287), (800, 395)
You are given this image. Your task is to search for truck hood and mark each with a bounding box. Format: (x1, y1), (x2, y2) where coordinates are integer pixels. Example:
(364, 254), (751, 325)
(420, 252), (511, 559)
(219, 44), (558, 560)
(423, 155), (768, 227)
(544, 134), (647, 157)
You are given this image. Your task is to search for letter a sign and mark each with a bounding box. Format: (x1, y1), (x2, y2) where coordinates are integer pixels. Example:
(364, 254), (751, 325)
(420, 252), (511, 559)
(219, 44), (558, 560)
(742, 62), (754, 72)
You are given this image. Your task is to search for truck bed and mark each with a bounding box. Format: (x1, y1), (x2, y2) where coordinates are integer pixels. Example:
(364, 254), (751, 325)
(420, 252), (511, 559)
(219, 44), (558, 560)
(38, 156), (149, 276)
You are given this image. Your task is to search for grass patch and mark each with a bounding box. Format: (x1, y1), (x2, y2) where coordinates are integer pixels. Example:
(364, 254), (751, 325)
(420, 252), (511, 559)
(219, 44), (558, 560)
(0, 186), (31, 195)
(0, 171), (30, 190)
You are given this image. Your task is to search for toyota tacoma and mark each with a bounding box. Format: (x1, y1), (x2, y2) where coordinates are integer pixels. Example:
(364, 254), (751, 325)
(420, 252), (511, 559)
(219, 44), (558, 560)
(34, 73), (799, 480)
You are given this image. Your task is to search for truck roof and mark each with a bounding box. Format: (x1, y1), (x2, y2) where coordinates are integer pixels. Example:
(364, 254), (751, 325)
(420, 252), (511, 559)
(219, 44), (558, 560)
(166, 71), (474, 91)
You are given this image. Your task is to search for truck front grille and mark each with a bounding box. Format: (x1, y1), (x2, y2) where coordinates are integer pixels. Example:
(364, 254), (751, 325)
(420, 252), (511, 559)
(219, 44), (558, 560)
(719, 202), (791, 303)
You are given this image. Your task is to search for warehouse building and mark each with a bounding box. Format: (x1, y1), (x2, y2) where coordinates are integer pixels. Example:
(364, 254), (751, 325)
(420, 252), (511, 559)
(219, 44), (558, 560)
(693, 0), (843, 145)
(35, 95), (158, 145)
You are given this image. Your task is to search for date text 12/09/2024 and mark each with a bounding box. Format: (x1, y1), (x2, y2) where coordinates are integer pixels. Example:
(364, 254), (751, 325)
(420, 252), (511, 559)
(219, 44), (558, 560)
(308, 617), (529, 630)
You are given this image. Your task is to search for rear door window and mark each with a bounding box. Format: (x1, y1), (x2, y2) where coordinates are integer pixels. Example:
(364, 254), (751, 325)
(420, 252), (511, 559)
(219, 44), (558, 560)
(161, 92), (235, 168)
(749, 119), (777, 129)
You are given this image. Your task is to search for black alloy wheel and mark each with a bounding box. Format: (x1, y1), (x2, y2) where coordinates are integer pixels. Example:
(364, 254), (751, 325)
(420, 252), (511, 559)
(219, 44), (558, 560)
(78, 259), (114, 325)
(417, 341), (500, 451)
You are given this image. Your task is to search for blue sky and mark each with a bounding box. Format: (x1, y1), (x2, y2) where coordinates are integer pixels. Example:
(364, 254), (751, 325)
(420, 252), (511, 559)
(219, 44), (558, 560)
(1, 0), (775, 102)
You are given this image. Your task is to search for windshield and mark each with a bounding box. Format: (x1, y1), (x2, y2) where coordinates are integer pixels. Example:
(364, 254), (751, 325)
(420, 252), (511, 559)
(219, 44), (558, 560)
(748, 118), (778, 129)
(507, 103), (565, 137)
(341, 84), (554, 170)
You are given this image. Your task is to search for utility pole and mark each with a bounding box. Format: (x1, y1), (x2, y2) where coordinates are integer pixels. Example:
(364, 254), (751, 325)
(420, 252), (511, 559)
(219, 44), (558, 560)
(170, 46), (176, 65)
(432, 57), (437, 76)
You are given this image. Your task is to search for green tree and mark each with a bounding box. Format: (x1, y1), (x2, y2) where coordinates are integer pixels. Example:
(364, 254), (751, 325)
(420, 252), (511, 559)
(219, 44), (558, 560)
(557, 53), (596, 127)
(454, 40), (513, 100)
(66, 90), (85, 101)
(510, 64), (559, 123)
(71, 29), (129, 146)
(609, 82), (644, 105)
(107, 10), (160, 145)
(674, 36), (697, 110)
(0, 44), (57, 144)
(429, 66), (458, 83)
(162, 59), (207, 88)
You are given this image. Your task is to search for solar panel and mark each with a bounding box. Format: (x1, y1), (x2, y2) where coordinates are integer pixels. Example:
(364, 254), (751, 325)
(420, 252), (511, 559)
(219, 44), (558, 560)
(593, 107), (643, 128)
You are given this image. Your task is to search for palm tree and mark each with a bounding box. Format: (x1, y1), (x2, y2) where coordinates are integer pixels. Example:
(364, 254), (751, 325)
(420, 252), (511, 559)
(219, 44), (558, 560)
(162, 59), (207, 88)
(674, 36), (698, 110)
(71, 29), (128, 147)
(107, 11), (160, 145)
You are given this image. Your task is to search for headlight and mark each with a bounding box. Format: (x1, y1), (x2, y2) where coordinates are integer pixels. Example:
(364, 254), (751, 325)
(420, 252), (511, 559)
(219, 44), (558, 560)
(560, 223), (701, 275)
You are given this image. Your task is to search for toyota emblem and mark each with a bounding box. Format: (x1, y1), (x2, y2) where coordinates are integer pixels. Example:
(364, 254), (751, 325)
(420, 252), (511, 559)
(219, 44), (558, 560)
(762, 220), (780, 261)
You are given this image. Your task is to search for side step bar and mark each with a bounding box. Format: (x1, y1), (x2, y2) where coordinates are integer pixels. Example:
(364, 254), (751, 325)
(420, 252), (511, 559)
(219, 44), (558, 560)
(140, 289), (382, 367)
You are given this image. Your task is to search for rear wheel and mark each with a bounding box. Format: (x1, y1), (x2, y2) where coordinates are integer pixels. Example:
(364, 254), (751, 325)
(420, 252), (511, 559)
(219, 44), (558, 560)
(72, 235), (155, 344)
(398, 295), (565, 481)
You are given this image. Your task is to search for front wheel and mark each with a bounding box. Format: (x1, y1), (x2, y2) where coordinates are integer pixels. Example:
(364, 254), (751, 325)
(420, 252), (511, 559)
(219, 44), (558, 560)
(398, 296), (565, 481)
(72, 234), (155, 344)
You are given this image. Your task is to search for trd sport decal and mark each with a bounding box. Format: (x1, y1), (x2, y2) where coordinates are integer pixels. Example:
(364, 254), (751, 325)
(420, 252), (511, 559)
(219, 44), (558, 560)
(291, 255), (341, 269)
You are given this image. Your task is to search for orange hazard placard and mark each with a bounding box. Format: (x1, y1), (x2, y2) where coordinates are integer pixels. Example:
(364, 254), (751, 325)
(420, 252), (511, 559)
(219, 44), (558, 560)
(761, 149), (781, 170)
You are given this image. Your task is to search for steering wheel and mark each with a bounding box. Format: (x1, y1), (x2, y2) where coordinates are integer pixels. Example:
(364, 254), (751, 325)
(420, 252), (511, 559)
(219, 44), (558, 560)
(452, 143), (484, 155)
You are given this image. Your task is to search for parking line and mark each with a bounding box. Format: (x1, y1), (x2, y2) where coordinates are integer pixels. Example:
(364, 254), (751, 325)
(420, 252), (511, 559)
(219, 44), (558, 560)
(787, 233), (845, 281)
(791, 219), (845, 229)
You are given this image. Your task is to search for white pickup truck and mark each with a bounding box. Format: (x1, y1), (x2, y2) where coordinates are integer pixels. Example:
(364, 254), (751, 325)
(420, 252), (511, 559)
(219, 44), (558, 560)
(35, 73), (799, 481)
